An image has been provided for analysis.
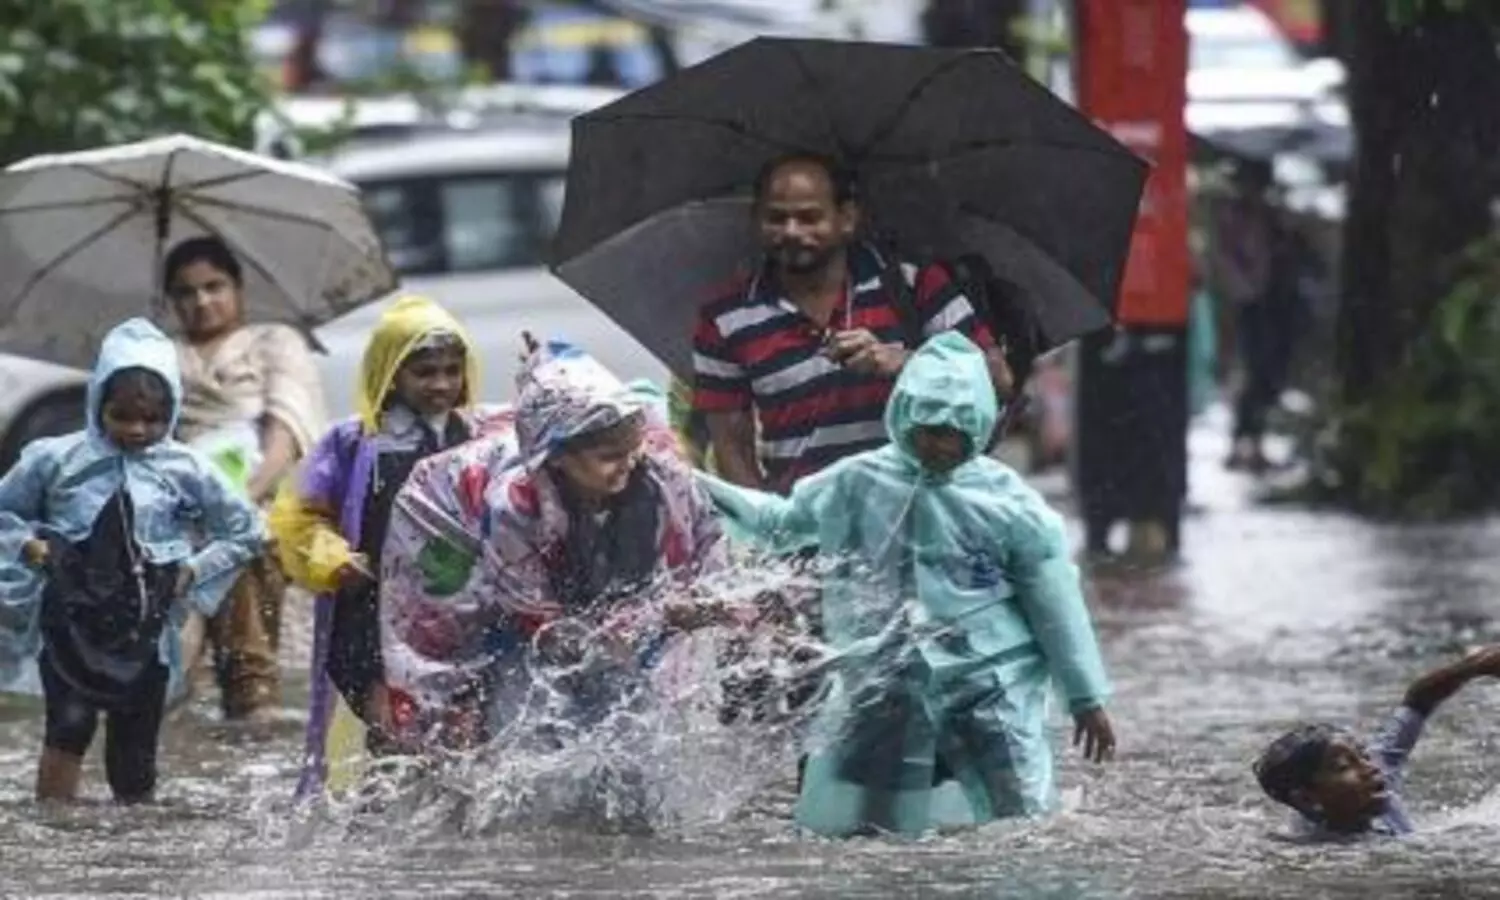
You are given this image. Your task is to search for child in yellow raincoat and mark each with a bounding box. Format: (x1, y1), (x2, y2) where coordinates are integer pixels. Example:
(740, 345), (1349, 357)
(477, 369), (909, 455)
(270, 295), (511, 798)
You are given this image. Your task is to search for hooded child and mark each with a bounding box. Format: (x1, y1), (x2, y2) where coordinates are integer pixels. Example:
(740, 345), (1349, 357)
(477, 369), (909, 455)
(378, 339), (729, 752)
(0, 318), (264, 802)
(270, 295), (511, 797)
(697, 331), (1116, 837)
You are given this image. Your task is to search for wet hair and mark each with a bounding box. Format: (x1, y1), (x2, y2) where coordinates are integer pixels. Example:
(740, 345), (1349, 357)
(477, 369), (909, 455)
(1253, 723), (1350, 815)
(100, 366), (173, 416)
(560, 411), (646, 455)
(752, 152), (858, 207)
(163, 236), (243, 288)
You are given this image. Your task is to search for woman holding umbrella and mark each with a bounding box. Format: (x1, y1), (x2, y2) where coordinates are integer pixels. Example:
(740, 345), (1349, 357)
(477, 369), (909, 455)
(166, 235), (327, 723)
(0, 134), (397, 721)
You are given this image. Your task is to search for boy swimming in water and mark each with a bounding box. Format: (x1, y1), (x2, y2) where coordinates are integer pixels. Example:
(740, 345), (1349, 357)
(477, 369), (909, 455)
(1254, 644), (1500, 837)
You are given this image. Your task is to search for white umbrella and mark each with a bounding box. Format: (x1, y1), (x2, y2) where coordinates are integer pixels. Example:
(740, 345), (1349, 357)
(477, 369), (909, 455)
(0, 133), (397, 368)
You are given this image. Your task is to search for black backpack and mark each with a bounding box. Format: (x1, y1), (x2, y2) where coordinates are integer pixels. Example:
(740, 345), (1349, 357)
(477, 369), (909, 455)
(880, 252), (1042, 392)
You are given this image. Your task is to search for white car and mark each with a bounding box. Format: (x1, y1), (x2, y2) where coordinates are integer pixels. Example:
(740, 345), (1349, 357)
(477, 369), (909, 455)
(1187, 4), (1346, 136)
(312, 124), (666, 421)
(0, 122), (666, 470)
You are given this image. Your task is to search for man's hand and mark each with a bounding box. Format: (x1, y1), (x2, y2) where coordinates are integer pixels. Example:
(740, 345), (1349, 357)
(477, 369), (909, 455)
(825, 329), (908, 377)
(1072, 707), (1116, 763)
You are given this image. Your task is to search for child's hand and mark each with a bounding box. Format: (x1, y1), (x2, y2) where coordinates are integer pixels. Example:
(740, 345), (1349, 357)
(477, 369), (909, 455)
(175, 567), (196, 599)
(21, 538), (47, 569)
(1073, 707), (1116, 763)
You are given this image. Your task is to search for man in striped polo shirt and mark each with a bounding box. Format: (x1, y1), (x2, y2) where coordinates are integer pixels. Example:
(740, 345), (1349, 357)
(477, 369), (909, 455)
(692, 153), (1011, 493)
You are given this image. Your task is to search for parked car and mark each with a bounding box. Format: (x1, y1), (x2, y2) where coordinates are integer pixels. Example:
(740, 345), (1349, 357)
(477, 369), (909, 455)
(0, 120), (664, 470)
(1186, 4), (1346, 137)
(311, 124), (667, 422)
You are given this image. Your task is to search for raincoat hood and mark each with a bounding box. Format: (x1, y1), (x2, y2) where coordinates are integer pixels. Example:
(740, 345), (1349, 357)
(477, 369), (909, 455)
(514, 338), (645, 469)
(356, 294), (479, 433)
(85, 317), (183, 442)
(885, 331), (999, 468)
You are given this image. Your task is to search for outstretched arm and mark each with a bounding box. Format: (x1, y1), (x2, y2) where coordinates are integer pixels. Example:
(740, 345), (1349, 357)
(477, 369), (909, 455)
(1404, 645), (1500, 718)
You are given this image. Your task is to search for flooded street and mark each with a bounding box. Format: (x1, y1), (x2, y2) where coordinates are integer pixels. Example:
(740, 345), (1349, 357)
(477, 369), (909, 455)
(4, 412), (1500, 899)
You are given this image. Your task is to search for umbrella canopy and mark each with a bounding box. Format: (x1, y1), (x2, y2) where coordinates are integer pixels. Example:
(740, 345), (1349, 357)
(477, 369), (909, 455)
(551, 37), (1148, 378)
(0, 133), (396, 368)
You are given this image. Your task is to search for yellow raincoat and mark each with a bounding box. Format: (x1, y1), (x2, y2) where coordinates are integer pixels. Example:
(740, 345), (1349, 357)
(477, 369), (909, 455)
(269, 294), (496, 798)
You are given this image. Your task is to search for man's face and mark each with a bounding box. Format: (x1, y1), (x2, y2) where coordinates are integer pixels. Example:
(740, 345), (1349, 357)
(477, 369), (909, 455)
(755, 161), (857, 275)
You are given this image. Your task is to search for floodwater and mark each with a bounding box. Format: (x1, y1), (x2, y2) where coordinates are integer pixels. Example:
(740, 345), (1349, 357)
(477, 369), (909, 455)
(4, 411), (1500, 900)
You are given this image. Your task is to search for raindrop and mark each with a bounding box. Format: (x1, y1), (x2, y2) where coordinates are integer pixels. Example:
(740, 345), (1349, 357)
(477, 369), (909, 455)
(1430, 92), (1440, 108)
(1393, 154), (1403, 175)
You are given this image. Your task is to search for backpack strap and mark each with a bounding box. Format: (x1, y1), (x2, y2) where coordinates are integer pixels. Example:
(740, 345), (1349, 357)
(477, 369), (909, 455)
(877, 257), (926, 351)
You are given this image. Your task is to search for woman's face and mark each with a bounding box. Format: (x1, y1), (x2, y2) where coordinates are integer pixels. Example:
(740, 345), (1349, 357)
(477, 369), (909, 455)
(552, 424), (645, 501)
(169, 259), (242, 343)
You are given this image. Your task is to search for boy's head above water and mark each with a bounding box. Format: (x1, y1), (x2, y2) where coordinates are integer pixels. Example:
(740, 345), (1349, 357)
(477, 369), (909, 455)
(908, 424), (971, 475)
(1254, 723), (1389, 832)
(99, 367), (173, 454)
(391, 331), (467, 417)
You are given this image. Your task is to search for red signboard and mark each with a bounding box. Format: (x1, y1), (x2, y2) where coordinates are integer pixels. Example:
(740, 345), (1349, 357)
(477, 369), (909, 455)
(1074, 0), (1190, 328)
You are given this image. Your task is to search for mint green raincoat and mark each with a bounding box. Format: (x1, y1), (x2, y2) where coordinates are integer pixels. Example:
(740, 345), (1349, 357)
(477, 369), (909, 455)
(697, 332), (1111, 837)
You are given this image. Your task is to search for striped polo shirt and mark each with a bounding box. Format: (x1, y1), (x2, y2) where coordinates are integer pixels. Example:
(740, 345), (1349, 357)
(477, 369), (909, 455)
(692, 243), (994, 493)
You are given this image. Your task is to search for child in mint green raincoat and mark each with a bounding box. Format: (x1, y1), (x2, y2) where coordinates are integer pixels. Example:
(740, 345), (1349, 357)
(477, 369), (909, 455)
(697, 331), (1116, 837)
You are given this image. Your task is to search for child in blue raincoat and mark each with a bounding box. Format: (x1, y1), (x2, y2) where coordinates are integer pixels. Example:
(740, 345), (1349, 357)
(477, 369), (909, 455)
(697, 331), (1116, 837)
(0, 319), (264, 803)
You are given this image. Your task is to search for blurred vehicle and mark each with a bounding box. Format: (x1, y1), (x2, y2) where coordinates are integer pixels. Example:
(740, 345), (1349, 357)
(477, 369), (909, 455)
(313, 124), (667, 421)
(1186, 4), (1346, 137)
(253, 82), (626, 158)
(251, 8), (464, 92)
(510, 1), (669, 89)
(600, 0), (923, 65)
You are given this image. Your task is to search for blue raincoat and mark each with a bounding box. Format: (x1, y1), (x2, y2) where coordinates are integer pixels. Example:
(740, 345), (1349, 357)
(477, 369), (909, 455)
(697, 332), (1111, 836)
(0, 318), (265, 698)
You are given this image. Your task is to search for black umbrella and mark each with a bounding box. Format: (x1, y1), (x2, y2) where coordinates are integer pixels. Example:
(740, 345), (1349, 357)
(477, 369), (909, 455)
(551, 37), (1149, 378)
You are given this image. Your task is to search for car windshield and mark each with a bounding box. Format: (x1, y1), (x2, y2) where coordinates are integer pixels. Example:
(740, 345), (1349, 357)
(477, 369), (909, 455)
(360, 171), (568, 276)
(1191, 36), (1298, 71)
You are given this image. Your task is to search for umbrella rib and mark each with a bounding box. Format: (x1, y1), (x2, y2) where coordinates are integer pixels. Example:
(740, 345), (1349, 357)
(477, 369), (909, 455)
(853, 52), (991, 159)
(77, 162), (157, 194)
(181, 194), (346, 232)
(4, 201), (147, 317)
(0, 196), (138, 217)
(172, 169), (269, 194)
(782, 41), (846, 157)
(582, 111), (812, 155)
(863, 136), (1144, 166)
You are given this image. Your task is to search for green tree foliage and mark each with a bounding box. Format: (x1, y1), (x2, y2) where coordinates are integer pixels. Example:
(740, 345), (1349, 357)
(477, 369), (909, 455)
(1299, 0), (1500, 517)
(0, 1), (272, 166)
